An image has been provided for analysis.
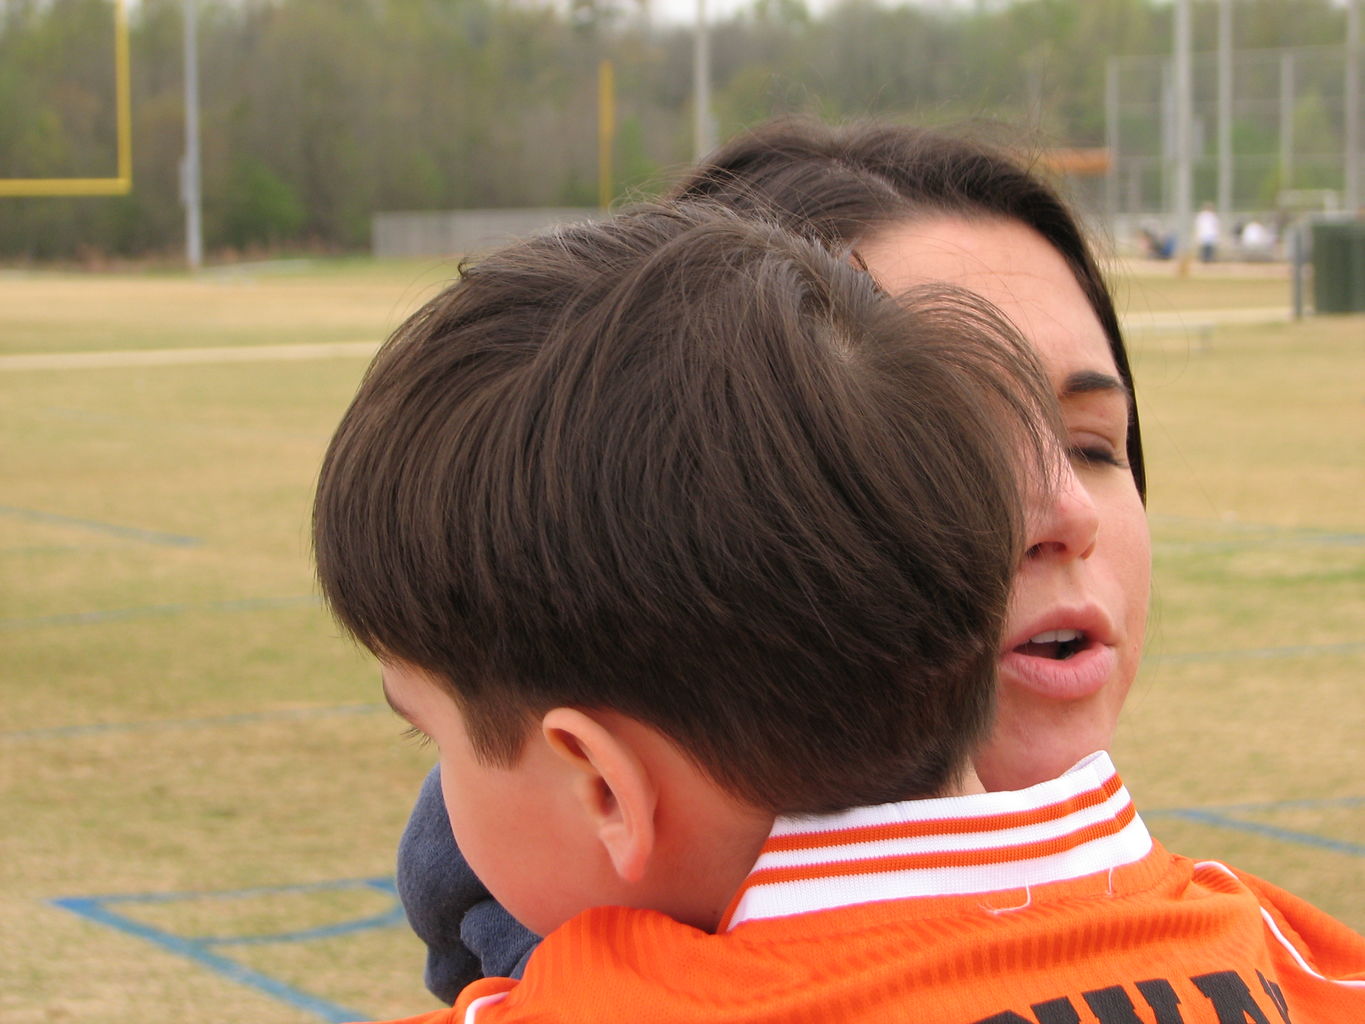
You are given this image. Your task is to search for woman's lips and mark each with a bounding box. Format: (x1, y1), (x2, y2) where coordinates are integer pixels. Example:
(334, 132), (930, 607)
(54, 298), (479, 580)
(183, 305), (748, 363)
(998, 635), (1116, 701)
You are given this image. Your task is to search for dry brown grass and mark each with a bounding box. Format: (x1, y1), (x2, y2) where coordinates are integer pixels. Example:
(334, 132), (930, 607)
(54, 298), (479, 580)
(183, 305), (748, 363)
(2, 261), (1360, 1022)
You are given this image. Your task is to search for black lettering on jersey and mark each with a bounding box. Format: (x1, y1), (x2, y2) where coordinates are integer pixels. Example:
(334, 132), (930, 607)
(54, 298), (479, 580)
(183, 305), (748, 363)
(973, 969), (1288, 1024)
(972, 996), (1081, 1024)
(1136, 978), (1185, 1024)
(1082, 986), (1143, 1023)
(1031, 998), (1083, 1024)
(1256, 970), (1291, 1024)
(1191, 970), (1272, 1024)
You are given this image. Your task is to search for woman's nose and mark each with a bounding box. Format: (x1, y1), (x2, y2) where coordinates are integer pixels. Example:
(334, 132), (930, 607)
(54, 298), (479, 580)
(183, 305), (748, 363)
(1026, 461), (1100, 561)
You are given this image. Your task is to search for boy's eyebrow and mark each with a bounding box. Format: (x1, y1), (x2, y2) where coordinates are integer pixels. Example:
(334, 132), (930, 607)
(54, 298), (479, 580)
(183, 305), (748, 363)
(1060, 370), (1130, 402)
(381, 678), (416, 724)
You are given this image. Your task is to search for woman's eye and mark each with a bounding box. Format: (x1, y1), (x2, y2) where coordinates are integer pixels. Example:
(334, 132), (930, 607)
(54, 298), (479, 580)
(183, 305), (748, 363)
(401, 725), (434, 750)
(1068, 438), (1127, 469)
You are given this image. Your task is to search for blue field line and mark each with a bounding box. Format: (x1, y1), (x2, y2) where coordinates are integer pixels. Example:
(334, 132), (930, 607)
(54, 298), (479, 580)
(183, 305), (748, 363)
(8, 642), (1359, 742)
(75, 876), (399, 905)
(1155, 536), (1365, 552)
(1149, 514), (1365, 545)
(1145, 794), (1365, 858)
(43, 405), (325, 443)
(52, 786), (1361, 1023)
(0, 593), (320, 631)
(204, 907), (406, 947)
(0, 701), (385, 741)
(1169, 795), (1365, 814)
(1147, 808), (1365, 858)
(51, 878), (400, 1022)
(1145, 640), (1365, 665)
(0, 504), (201, 547)
(0, 544), (92, 556)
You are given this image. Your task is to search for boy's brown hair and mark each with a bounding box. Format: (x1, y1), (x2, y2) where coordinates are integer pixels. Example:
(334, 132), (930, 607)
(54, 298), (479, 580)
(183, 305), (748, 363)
(313, 203), (1057, 814)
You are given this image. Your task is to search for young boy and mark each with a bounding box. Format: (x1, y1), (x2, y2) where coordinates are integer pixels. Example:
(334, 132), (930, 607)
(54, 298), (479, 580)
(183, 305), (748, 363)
(314, 204), (1364, 1022)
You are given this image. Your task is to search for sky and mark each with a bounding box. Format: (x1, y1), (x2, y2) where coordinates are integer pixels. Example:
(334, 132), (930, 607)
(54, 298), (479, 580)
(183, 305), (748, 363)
(613, 0), (990, 28)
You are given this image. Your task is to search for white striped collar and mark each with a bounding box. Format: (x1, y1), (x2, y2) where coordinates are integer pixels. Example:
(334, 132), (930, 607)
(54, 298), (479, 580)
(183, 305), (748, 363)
(720, 752), (1152, 931)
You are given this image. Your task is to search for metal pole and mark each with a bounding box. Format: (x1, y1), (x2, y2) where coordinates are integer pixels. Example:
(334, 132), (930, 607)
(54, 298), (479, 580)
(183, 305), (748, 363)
(182, 0), (203, 271)
(1105, 57), (1119, 233)
(1173, 0), (1193, 267)
(692, 0), (713, 160)
(1217, 0), (1233, 227)
(1347, 0), (1361, 212)
(1279, 50), (1294, 196)
(1290, 222), (1305, 320)
(114, 0), (132, 188)
(597, 59), (615, 210)
(1161, 63), (1173, 220)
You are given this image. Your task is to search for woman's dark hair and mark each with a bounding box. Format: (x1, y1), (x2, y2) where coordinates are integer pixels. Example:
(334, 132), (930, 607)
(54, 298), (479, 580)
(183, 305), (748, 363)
(670, 116), (1145, 500)
(314, 203), (1059, 813)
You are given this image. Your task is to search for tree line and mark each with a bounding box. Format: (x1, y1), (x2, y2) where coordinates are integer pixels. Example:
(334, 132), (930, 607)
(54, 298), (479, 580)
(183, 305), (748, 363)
(0, 0), (1349, 261)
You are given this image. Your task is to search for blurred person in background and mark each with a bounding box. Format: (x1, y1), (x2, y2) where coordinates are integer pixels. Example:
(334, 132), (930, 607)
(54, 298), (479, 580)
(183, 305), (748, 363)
(1195, 202), (1221, 262)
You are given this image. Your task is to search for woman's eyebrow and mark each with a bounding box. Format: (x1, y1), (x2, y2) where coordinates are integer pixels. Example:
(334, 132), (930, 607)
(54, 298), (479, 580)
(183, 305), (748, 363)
(1061, 369), (1130, 401)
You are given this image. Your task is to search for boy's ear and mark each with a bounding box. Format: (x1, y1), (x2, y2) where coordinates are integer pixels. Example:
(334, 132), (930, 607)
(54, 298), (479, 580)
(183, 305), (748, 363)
(540, 708), (657, 885)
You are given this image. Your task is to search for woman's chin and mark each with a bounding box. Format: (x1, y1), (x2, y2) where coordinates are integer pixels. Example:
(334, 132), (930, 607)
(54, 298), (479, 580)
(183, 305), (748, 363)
(973, 683), (1121, 792)
(998, 643), (1116, 702)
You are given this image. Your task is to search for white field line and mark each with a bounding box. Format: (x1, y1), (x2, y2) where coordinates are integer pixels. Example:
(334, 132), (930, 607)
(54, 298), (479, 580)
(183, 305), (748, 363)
(0, 307), (1295, 372)
(0, 340), (380, 371)
(1120, 306), (1292, 330)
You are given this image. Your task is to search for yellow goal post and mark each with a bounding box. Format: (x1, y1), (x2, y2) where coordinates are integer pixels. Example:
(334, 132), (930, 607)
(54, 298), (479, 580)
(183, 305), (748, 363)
(0, 0), (132, 197)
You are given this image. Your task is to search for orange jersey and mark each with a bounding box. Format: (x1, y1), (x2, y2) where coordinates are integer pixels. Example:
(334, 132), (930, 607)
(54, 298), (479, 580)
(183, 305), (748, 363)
(370, 754), (1365, 1023)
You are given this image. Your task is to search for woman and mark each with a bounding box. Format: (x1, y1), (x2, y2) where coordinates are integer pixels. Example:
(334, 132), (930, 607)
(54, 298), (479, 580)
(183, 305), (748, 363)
(398, 117), (1152, 1001)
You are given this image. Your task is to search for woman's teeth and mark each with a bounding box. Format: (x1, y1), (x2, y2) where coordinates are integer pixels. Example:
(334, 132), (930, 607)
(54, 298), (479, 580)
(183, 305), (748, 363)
(1030, 629), (1082, 645)
(1017, 629), (1085, 660)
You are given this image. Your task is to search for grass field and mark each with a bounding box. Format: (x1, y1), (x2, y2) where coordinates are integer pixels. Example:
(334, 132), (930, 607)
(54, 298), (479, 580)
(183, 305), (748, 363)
(2, 257), (1361, 1023)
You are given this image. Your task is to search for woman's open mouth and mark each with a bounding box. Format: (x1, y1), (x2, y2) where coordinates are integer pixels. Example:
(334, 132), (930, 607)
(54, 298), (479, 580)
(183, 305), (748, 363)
(999, 626), (1115, 700)
(1015, 628), (1087, 660)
